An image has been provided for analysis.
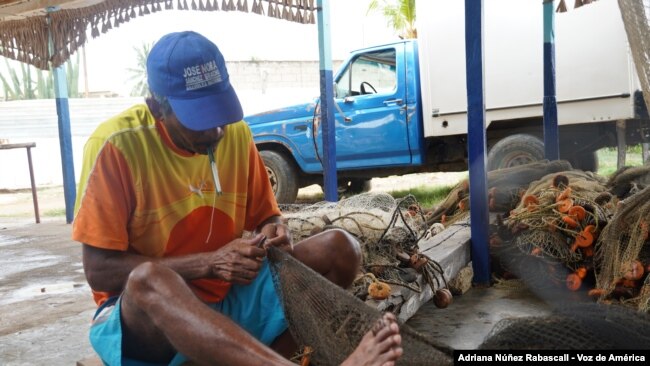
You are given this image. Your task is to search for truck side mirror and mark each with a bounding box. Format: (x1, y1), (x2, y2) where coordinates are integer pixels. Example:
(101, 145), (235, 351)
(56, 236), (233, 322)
(333, 82), (338, 98)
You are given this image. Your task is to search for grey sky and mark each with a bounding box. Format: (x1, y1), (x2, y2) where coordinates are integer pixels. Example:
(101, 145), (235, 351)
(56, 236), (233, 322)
(82, 0), (397, 95)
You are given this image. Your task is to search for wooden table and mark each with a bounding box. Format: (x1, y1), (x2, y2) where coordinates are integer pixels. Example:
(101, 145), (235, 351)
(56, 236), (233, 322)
(0, 142), (40, 223)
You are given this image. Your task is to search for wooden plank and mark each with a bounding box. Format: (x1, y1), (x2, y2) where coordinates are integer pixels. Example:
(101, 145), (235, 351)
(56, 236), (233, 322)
(368, 217), (472, 323)
(398, 217), (471, 321)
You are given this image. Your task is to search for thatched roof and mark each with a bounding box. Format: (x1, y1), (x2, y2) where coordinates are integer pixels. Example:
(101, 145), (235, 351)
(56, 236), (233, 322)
(0, 0), (315, 70)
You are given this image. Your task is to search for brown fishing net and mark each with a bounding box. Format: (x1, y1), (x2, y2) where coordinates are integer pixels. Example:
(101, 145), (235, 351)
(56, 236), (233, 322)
(427, 160), (573, 226)
(607, 164), (650, 199)
(493, 170), (611, 281)
(594, 184), (650, 311)
(282, 193), (449, 305)
(479, 302), (650, 349)
(267, 246), (453, 366)
(267, 158), (650, 359)
(486, 162), (650, 355)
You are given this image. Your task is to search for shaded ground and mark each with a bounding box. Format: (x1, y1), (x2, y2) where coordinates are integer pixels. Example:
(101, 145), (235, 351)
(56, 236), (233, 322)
(0, 222), (96, 365)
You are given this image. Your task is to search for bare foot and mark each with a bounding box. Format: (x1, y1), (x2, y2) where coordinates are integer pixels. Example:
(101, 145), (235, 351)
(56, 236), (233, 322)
(341, 313), (403, 366)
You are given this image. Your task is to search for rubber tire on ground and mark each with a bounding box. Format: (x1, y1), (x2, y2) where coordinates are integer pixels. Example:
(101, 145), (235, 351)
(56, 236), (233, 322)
(260, 150), (299, 204)
(487, 134), (545, 171)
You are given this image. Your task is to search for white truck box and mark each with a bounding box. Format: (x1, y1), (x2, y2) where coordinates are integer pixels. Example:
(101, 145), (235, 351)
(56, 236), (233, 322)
(417, 0), (639, 138)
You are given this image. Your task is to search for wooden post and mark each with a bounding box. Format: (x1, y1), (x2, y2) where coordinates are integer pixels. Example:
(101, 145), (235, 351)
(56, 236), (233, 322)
(616, 119), (626, 169)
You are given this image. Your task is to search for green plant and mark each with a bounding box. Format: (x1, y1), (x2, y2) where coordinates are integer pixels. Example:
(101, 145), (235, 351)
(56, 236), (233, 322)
(126, 42), (153, 97)
(367, 0), (417, 39)
(0, 57), (29, 100)
(0, 52), (80, 100)
(35, 68), (54, 98)
(66, 52), (80, 97)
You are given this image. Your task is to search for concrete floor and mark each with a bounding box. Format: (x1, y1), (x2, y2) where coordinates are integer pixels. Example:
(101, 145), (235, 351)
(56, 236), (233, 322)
(0, 220), (551, 365)
(405, 283), (550, 350)
(0, 220), (96, 365)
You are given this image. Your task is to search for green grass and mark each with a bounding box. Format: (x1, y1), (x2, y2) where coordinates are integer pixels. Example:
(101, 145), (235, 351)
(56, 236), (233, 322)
(43, 208), (66, 217)
(597, 145), (646, 177)
(388, 184), (456, 209)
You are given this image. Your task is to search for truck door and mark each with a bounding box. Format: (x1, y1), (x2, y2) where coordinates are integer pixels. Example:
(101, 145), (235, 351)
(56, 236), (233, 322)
(316, 45), (411, 169)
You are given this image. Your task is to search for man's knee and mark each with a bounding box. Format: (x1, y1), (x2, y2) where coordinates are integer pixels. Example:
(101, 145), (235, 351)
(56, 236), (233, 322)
(321, 228), (362, 285)
(325, 228), (362, 264)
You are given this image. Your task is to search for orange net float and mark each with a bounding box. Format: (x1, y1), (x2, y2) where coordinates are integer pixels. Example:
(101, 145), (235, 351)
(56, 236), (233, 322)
(575, 267), (588, 279)
(566, 273), (582, 291)
(556, 198), (573, 213)
(556, 186), (572, 202)
(568, 205), (586, 221)
(571, 225), (596, 252)
(562, 215), (578, 228)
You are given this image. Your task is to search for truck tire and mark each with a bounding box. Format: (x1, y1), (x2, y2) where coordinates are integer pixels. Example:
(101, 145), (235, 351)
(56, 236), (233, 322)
(338, 178), (372, 195)
(566, 151), (599, 172)
(487, 134), (545, 171)
(260, 150), (299, 204)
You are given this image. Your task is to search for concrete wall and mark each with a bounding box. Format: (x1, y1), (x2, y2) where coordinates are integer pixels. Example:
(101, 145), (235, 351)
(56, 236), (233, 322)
(228, 60), (344, 92)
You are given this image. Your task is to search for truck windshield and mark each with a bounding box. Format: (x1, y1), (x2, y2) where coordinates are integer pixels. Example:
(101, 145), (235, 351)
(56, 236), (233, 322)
(335, 48), (397, 98)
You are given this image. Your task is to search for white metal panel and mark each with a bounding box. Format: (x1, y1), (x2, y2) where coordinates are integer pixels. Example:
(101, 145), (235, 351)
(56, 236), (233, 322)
(417, 0), (638, 137)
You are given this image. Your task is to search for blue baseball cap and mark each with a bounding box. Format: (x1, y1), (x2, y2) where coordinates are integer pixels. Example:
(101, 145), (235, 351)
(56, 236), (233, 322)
(147, 31), (243, 131)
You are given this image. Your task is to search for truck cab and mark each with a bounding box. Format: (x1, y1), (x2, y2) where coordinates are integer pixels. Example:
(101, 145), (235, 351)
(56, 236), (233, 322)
(246, 41), (427, 203)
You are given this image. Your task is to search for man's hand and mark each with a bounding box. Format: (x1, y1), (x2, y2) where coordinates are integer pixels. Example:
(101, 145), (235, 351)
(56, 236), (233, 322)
(209, 234), (267, 284)
(258, 222), (294, 254)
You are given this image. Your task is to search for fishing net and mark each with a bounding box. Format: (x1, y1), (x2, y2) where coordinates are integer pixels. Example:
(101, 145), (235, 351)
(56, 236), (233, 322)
(607, 164), (650, 199)
(427, 160), (573, 225)
(479, 302), (650, 349)
(594, 184), (650, 311)
(490, 170), (615, 301)
(267, 246), (454, 366)
(282, 193), (449, 303)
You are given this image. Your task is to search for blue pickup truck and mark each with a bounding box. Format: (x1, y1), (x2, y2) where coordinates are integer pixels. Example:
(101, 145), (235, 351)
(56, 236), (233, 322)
(245, 0), (649, 203)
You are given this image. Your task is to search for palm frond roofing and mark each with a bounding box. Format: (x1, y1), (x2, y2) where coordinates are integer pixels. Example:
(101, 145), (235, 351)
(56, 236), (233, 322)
(0, 0), (316, 70)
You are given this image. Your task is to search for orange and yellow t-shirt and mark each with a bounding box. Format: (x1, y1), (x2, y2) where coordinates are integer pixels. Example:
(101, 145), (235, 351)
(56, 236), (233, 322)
(72, 104), (280, 306)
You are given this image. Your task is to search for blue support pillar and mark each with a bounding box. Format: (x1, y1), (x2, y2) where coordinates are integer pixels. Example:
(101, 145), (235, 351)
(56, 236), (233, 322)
(316, 0), (338, 202)
(543, 0), (560, 160)
(48, 8), (76, 223)
(465, 0), (490, 285)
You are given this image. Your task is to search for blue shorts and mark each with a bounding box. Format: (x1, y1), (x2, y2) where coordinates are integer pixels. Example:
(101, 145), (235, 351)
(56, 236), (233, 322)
(89, 260), (287, 366)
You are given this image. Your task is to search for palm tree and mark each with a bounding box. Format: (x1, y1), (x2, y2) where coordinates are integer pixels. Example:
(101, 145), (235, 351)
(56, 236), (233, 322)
(367, 0), (417, 39)
(0, 53), (80, 100)
(126, 42), (153, 97)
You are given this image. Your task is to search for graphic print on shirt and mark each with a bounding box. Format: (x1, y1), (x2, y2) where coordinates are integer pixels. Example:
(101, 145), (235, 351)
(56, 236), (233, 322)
(188, 180), (208, 198)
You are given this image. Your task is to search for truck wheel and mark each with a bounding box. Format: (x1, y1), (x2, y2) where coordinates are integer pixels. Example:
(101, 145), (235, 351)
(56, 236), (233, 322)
(487, 134), (545, 171)
(338, 178), (372, 195)
(566, 151), (599, 172)
(260, 150), (299, 204)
